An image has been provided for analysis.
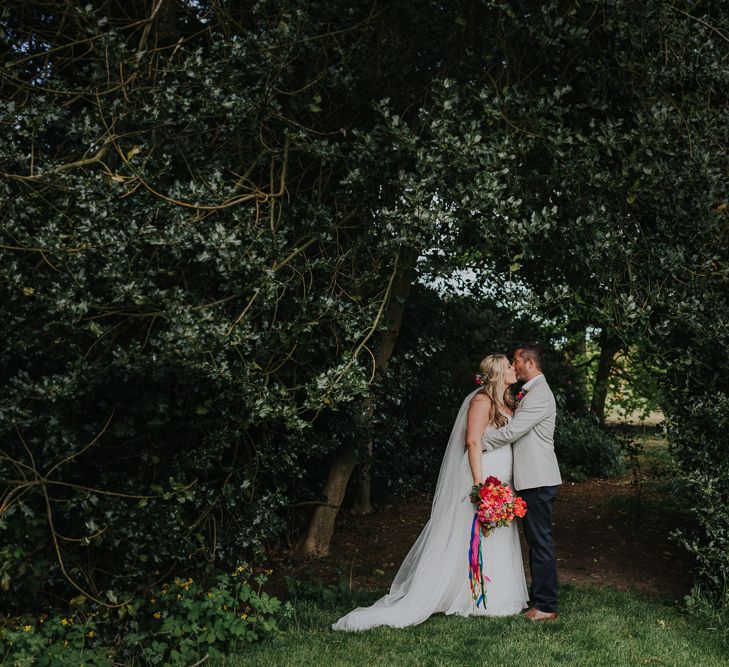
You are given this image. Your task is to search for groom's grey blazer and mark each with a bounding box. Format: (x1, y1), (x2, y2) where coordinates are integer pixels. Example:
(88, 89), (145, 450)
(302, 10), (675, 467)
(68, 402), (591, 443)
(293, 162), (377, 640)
(482, 374), (562, 491)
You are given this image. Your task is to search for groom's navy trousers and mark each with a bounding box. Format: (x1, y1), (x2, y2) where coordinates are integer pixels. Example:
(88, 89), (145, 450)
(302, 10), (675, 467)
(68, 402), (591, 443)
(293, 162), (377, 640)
(519, 485), (558, 613)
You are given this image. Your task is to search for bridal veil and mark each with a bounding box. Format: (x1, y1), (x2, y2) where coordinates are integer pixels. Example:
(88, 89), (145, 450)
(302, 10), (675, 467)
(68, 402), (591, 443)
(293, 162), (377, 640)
(332, 389), (481, 631)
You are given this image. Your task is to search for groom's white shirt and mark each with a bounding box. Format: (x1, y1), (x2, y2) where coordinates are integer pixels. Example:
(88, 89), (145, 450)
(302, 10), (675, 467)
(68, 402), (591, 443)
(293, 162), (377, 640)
(482, 373), (562, 491)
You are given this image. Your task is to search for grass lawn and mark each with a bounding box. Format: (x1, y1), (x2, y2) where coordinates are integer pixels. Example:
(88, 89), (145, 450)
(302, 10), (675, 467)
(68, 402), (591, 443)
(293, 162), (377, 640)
(218, 584), (728, 667)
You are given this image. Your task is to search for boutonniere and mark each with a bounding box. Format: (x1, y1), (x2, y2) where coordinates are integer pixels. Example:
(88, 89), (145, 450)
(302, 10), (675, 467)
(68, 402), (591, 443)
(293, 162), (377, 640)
(515, 387), (529, 404)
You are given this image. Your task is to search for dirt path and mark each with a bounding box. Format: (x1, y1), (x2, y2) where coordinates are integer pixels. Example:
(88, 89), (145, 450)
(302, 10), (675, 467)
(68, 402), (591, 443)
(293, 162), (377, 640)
(269, 474), (693, 600)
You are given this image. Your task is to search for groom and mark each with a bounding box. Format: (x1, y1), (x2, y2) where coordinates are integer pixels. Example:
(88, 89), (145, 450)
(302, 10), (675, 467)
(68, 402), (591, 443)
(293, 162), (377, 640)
(482, 344), (561, 621)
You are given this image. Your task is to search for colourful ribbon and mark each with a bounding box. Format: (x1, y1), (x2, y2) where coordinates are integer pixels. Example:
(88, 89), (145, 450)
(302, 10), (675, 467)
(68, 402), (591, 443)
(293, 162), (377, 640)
(468, 514), (490, 608)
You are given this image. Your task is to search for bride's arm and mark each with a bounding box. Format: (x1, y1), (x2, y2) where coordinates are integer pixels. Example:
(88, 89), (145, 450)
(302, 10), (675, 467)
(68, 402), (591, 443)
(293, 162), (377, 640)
(465, 394), (490, 486)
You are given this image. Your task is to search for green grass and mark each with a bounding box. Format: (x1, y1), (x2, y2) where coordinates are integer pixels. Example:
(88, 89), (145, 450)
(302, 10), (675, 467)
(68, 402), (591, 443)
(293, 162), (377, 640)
(216, 585), (728, 667)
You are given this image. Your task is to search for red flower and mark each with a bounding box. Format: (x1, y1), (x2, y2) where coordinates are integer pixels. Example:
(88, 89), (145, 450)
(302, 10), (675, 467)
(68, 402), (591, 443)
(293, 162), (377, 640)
(513, 497), (527, 518)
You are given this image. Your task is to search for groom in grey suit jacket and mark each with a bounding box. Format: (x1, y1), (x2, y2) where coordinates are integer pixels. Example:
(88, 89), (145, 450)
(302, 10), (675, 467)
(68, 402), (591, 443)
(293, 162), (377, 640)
(482, 344), (561, 621)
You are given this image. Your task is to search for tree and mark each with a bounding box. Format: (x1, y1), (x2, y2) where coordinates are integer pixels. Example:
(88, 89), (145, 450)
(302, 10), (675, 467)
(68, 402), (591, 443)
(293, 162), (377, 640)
(0, 0), (407, 603)
(2, 0), (728, 611)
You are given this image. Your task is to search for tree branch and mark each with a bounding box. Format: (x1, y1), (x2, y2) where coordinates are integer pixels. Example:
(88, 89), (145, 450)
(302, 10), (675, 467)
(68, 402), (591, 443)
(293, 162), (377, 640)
(0, 142), (111, 182)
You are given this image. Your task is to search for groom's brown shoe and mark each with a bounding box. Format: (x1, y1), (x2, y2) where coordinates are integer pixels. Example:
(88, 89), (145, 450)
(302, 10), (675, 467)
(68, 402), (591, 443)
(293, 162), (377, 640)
(524, 608), (557, 621)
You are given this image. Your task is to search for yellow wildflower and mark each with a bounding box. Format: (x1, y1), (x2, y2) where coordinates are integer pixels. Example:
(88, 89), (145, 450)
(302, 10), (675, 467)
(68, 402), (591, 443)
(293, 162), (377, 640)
(207, 592), (214, 598)
(22, 625), (32, 632)
(241, 613), (248, 620)
(64, 640), (69, 647)
(153, 611), (161, 619)
(87, 630), (95, 638)
(149, 597), (157, 604)
(60, 618), (70, 626)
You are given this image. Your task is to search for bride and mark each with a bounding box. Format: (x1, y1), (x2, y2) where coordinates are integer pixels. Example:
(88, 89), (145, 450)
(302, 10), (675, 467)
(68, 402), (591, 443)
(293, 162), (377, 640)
(332, 354), (528, 631)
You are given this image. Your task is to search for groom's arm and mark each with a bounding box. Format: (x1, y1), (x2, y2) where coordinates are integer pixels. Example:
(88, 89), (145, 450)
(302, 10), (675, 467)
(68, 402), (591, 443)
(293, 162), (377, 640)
(482, 393), (548, 451)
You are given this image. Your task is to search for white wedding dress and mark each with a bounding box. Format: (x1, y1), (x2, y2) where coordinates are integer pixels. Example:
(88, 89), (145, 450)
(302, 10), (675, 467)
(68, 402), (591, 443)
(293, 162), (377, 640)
(332, 389), (528, 632)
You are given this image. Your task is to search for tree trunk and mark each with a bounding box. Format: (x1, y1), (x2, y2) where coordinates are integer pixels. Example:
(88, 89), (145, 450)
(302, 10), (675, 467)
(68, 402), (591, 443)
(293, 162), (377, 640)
(590, 329), (620, 426)
(301, 246), (419, 554)
(298, 443), (359, 558)
(350, 425), (374, 515)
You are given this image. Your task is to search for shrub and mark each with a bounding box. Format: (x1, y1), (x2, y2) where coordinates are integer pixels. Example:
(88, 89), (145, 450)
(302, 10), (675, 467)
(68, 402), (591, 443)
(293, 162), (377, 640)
(0, 616), (111, 667)
(0, 1), (378, 613)
(120, 571), (290, 665)
(0, 570), (290, 666)
(667, 394), (729, 607)
(655, 286), (729, 608)
(554, 411), (623, 481)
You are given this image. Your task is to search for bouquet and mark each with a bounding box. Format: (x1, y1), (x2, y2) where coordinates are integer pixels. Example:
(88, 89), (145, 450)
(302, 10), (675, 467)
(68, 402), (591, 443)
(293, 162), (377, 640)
(468, 476), (527, 608)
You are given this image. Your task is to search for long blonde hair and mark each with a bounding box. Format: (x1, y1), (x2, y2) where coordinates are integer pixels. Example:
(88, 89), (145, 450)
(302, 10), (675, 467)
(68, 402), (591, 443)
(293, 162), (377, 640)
(478, 354), (516, 428)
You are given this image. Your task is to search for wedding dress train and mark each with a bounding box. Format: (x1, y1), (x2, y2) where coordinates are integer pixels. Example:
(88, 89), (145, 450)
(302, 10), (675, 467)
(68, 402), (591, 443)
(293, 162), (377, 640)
(332, 389), (528, 631)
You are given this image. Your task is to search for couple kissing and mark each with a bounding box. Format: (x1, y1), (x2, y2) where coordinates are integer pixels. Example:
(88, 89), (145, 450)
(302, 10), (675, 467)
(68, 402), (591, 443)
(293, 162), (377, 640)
(333, 344), (561, 631)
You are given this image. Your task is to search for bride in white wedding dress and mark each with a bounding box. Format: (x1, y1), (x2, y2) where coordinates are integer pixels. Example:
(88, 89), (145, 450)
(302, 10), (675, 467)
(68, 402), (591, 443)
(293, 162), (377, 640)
(332, 354), (528, 631)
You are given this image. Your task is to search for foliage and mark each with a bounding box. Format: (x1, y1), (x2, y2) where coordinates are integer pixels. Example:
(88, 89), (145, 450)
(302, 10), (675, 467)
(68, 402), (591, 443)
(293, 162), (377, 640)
(452, 0), (729, 602)
(1, 0), (728, 619)
(1, 614), (110, 667)
(667, 394), (729, 608)
(603, 348), (662, 422)
(650, 216), (729, 607)
(0, 0), (429, 611)
(284, 574), (361, 610)
(553, 411), (623, 482)
(0, 0), (536, 608)
(121, 571), (290, 665)
(370, 285), (591, 500)
(0, 570), (289, 666)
